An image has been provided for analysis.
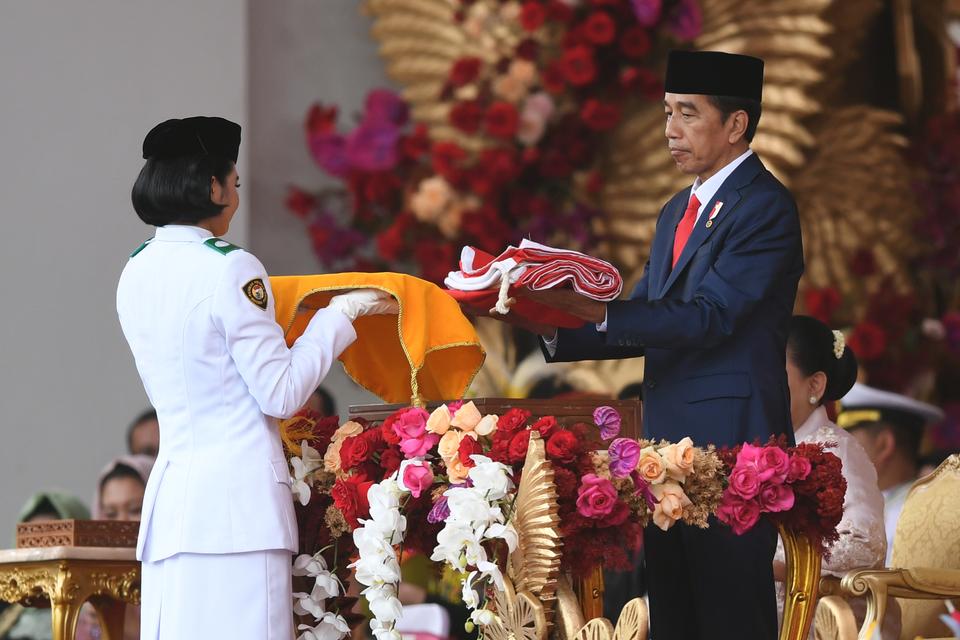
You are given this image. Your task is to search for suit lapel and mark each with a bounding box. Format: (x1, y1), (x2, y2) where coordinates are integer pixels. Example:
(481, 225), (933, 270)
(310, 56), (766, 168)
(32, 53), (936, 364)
(658, 154), (762, 297)
(650, 191), (689, 298)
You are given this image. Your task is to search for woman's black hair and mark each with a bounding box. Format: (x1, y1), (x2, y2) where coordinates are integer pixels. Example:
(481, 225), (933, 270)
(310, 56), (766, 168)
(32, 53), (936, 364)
(787, 315), (859, 403)
(100, 463), (146, 492)
(131, 154), (234, 226)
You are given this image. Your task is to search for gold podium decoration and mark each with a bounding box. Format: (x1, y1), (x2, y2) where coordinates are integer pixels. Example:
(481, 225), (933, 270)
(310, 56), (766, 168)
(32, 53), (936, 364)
(571, 598), (649, 640)
(484, 577), (550, 640)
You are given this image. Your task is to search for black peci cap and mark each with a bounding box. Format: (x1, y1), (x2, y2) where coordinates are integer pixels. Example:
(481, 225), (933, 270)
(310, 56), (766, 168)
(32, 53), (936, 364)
(664, 50), (764, 102)
(142, 116), (240, 163)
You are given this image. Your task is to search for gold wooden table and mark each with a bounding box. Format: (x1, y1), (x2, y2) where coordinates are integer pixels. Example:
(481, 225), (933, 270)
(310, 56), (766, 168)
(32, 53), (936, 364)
(0, 546), (140, 640)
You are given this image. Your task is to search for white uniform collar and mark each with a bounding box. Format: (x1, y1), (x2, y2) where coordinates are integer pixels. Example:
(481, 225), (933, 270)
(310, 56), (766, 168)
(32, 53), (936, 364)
(795, 405), (831, 441)
(154, 225), (214, 242)
(689, 148), (754, 220)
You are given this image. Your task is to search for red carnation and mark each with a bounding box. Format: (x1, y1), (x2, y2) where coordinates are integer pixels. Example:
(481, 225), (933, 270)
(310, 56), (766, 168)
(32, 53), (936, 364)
(583, 11), (616, 45)
(449, 100), (484, 134)
(449, 57), (482, 87)
(542, 60), (567, 94)
(508, 430), (531, 463)
(498, 408), (532, 435)
(339, 434), (373, 469)
(803, 287), (842, 323)
(484, 102), (520, 139)
(580, 99), (622, 131)
(848, 322), (887, 361)
(546, 429), (580, 463)
(285, 187), (315, 219)
(331, 476), (373, 529)
(552, 466), (579, 500)
(458, 437), (484, 468)
(379, 447), (404, 474)
(561, 46), (597, 86)
(531, 416), (558, 437)
(619, 25), (651, 58)
(520, 1), (547, 31)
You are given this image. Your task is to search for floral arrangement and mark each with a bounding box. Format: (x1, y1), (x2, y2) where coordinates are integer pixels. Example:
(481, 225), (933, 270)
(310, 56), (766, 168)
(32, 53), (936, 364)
(717, 440), (846, 556)
(287, 0), (702, 283)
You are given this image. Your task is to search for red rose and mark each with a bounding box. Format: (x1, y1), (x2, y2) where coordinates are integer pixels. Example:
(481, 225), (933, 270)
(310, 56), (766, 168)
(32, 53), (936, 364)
(531, 416), (557, 437)
(362, 172), (402, 205)
(478, 148), (520, 185)
(561, 46), (597, 86)
(431, 141), (467, 182)
(539, 149), (574, 178)
(461, 205), (513, 253)
(306, 103), (338, 136)
(449, 100), (484, 134)
(468, 175), (496, 197)
(848, 322), (887, 361)
(803, 287), (842, 323)
(508, 430), (531, 463)
(484, 102), (520, 139)
(379, 447), (404, 474)
(331, 476), (373, 529)
(498, 408), (532, 435)
(546, 429), (580, 463)
(515, 38), (540, 60)
(339, 434), (373, 469)
(546, 0), (574, 23)
(580, 99), (622, 131)
(376, 213), (413, 262)
(458, 436), (484, 468)
(542, 60), (567, 94)
(285, 187), (315, 218)
(400, 123), (431, 161)
(415, 241), (456, 284)
(520, 1), (547, 31)
(583, 12), (616, 45)
(619, 26), (651, 58)
(449, 57), (482, 87)
(488, 440), (512, 464)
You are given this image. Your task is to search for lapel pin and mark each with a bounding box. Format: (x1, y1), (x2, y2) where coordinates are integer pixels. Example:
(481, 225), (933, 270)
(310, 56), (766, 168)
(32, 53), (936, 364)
(705, 201), (723, 228)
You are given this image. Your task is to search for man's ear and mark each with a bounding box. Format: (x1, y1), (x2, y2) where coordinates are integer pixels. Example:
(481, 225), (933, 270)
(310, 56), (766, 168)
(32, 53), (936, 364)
(727, 110), (749, 144)
(874, 428), (897, 464)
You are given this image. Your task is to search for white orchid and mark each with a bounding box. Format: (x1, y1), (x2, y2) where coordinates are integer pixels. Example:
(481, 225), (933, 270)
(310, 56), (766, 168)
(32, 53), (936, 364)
(468, 457), (514, 500)
(296, 613), (350, 640)
(290, 441), (324, 506)
(485, 522), (518, 553)
(293, 590), (326, 619)
(461, 571), (480, 609)
(446, 488), (501, 524)
(471, 608), (498, 627)
(293, 553), (328, 577)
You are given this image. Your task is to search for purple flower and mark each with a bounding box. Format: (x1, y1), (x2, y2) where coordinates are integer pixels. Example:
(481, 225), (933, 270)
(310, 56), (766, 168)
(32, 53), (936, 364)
(665, 0), (702, 41)
(308, 133), (349, 178)
(345, 123), (399, 172)
(630, 0), (662, 27)
(594, 406), (622, 440)
(630, 470), (659, 511)
(427, 495), (450, 523)
(363, 89), (409, 127)
(608, 438), (642, 478)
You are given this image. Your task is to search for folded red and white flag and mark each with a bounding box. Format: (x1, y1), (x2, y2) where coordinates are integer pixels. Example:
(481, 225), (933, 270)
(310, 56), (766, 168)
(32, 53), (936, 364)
(444, 239), (622, 327)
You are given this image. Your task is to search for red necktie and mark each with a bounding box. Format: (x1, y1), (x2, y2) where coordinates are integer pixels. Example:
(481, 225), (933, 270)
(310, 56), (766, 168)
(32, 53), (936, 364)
(672, 194), (700, 268)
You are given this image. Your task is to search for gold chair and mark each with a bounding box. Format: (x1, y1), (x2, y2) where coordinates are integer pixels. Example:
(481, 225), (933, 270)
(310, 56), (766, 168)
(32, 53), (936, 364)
(814, 454), (960, 640)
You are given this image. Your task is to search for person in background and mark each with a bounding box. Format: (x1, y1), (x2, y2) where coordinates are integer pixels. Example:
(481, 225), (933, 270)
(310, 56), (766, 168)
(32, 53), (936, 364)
(126, 408), (159, 458)
(777, 316), (886, 636)
(838, 383), (944, 565)
(304, 386), (337, 418)
(0, 493), (90, 640)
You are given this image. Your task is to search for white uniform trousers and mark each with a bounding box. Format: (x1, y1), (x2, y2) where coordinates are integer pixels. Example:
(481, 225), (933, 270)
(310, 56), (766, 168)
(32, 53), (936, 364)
(140, 550), (293, 640)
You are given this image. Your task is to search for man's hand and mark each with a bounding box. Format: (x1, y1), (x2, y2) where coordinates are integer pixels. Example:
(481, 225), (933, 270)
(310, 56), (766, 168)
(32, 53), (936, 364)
(459, 301), (558, 339)
(518, 287), (607, 324)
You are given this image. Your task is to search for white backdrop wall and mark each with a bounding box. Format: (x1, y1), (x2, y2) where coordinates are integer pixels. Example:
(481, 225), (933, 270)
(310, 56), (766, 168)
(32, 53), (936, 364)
(0, 1), (247, 537)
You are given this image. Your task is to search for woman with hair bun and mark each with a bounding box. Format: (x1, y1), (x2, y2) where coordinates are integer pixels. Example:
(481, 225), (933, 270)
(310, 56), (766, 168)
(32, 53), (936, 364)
(773, 315), (887, 634)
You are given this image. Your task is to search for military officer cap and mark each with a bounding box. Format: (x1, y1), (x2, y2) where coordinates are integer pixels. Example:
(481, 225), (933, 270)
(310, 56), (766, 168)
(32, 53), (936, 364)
(142, 116), (241, 163)
(665, 50), (764, 101)
(838, 383), (944, 432)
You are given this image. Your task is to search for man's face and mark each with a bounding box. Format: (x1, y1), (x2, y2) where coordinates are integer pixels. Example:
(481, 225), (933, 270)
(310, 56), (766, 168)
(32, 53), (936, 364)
(130, 418), (160, 457)
(663, 93), (739, 179)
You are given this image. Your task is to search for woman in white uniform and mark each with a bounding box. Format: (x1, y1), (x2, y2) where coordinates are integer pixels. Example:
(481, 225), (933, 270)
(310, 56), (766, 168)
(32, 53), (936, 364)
(117, 116), (396, 639)
(774, 315), (887, 637)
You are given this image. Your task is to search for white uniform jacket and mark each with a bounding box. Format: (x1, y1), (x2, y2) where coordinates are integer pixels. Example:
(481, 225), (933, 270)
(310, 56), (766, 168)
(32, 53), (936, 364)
(117, 225), (356, 562)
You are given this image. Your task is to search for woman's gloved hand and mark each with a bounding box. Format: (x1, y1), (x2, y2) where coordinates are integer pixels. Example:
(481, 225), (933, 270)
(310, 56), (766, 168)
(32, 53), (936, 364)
(328, 289), (399, 321)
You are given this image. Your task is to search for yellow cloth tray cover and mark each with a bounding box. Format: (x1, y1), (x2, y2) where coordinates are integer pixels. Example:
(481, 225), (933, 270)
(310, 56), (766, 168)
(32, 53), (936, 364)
(270, 273), (485, 405)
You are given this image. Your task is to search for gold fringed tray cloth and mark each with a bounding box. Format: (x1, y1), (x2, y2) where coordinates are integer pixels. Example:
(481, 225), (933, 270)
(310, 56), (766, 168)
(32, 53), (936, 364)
(271, 273), (485, 405)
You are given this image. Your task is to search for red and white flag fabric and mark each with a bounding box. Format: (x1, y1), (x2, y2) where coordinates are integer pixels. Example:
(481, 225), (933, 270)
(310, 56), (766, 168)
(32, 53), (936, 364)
(444, 239), (623, 328)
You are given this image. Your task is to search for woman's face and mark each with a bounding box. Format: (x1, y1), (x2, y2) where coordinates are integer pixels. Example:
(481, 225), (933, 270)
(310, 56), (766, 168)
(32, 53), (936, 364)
(209, 165), (240, 236)
(100, 476), (145, 521)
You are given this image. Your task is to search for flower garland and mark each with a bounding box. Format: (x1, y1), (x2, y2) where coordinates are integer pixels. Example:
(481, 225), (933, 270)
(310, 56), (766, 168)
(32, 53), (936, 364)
(287, 0), (701, 283)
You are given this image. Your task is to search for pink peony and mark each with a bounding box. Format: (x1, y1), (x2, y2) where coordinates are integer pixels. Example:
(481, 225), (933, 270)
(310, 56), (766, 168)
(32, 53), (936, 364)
(717, 490), (761, 535)
(786, 454), (812, 482)
(728, 464), (761, 500)
(401, 461), (435, 498)
(757, 446), (790, 483)
(758, 483), (795, 513)
(576, 473), (618, 518)
(608, 438), (642, 478)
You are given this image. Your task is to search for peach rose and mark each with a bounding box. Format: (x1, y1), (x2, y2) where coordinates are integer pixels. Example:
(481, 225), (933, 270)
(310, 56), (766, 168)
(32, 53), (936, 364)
(446, 455), (471, 484)
(651, 482), (692, 531)
(333, 420), (363, 442)
(437, 204), (463, 239)
(493, 74), (526, 103)
(508, 59), (537, 87)
(426, 405), (452, 435)
(438, 429), (468, 461)
(410, 176), (452, 222)
(451, 401), (482, 432)
(637, 447), (667, 484)
(474, 414), (498, 437)
(498, 1), (520, 22)
(660, 436), (696, 481)
(324, 440), (345, 474)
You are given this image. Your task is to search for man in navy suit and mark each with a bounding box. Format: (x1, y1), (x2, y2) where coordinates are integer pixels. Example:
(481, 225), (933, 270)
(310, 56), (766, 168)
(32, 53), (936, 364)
(517, 51), (804, 639)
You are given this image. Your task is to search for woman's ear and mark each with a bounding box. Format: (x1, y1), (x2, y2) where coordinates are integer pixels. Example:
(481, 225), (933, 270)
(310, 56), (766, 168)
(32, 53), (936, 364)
(210, 175), (226, 205)
(809, 371), (827, 403)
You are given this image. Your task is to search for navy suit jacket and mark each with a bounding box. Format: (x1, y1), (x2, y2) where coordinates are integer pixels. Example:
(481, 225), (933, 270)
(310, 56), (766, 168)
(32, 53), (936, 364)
(544, 153), (803, 448)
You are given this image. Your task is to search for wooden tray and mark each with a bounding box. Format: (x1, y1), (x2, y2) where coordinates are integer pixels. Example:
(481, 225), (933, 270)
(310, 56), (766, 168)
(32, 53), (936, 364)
(350, 397), (642, 439)
(16, 519), (139, 549)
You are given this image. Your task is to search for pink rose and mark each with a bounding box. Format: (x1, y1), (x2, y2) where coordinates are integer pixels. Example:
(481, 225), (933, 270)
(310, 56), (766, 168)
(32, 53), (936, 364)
(717, 491), (761, 535)
(576, 474), (618, 518)
(735, 443), (763, 468)
(400, 461), (435, 498)
(757, 446), (790, 483)
(758, 483), (794, 513)
(392, 408), (438, 457)
(728, 464), (761, 500)
(786, 454), (812, 482)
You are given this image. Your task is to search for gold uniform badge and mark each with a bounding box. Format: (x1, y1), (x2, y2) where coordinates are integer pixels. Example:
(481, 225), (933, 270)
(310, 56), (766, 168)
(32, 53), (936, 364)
(243, 279), (268, 310)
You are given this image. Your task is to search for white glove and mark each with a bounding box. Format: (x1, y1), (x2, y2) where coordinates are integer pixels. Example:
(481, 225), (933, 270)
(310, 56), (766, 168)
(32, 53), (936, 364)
(328, 289), (399, 321)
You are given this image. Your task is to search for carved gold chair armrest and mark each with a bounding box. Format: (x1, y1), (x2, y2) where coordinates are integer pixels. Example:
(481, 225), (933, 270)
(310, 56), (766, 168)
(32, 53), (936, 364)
(779, 524), (823, 640)
(838, 566), (960, 639)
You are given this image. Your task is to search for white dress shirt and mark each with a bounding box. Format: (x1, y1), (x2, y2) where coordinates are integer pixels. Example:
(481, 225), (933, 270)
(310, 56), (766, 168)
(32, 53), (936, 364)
(117, 225), (357, 562)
